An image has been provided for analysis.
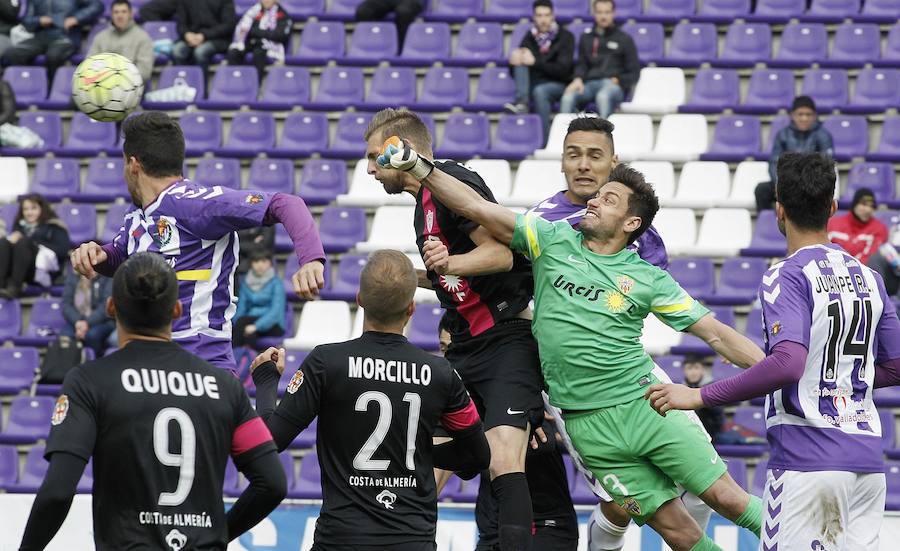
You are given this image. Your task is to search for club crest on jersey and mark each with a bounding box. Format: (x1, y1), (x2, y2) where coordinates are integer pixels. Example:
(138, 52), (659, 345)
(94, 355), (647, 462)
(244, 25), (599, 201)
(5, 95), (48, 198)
(153, 218), (173, 247)
(376, 489), (397, 510)
(286, 370), (304, 394)
(165, 529), (188, 551)
(605, 291), (627, 313)
(245, 193), (264, 205)
(616, 275), (634, 295)
(425, 209), (435, 233)
(50, 395), (69, 426)
(771, 321), (782, 335)
(623, 497), (641, 516)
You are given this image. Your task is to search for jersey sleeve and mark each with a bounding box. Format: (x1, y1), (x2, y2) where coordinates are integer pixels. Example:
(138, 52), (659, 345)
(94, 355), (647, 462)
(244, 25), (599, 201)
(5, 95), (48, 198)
(176, 186), (274, 240)
(230, 380), (277, 469)
(441, 366), (481, 436)
(510, 213), (566, 261)
(272, 348), (325, 431)
(44, 369), (97, 462)
(650, 269), (710, 331)
(874, 271), (900, 363)
(759, 263), (812, 350)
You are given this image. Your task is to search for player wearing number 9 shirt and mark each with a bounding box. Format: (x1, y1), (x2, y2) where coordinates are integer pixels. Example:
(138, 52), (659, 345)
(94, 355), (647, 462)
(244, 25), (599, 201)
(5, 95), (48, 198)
(251, 250), (490, 551)
(18, 252), (286, 551)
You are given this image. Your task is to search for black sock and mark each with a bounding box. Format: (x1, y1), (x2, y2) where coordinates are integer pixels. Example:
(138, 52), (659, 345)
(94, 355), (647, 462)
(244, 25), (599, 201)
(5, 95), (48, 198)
(491, 472), (533, 551)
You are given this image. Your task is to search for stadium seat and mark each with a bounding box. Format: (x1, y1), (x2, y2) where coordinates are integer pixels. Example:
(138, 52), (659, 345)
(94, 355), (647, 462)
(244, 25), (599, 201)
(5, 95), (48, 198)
(407, 305), (444, 350)
(695, 0), (750, 22)
(100, 202), (131, 242)
(506, 22), (531, 57)
(288, 418), (317, 450)
(430, 0), (483, 22)
(470, 66), (516, 111)
(641, 314), (682, 355)
(875, 386), (900, 409)
(620, 67), (685, 114)
(284, 301), (352, 350)
(841, 162), (897, 208)
(822, 115), (868, 161)
(858, 0), (899, 22)
(179, 111), (223, 157)
(2, 112), (59, 157)
(194, 157), (241, 188)
(640, 0), (694, 23)
(467, 159), (512, 202)
(743, 307), (766, 350)
(653, 355), (685, 382)
(875, 210), (900, 230)
(0, 298), (21, 339)
(742, 210), (787, 257)
(652, 208), (696, 255)
(216, 111), (275, 158)
(222, 459), (241, 497)
(271, 112), (328, 158)
(254, 65), (310, 110)
(435, 113), (490, 159)
(630, 161), (675, 202)
(5, 446), (47, 493)
(346, 22), (398, 65)
(0, 347), (39, 394)
(846, 69), (900, 115)
(610, 0), (641, 17)
(684, 208), (752, 256)
(398, 22), (451, 66)
(664, 22), (717, 68)
(551, 0), (588, 20)
(508, 160), (568, 207)
(311, 66), (365, 111)
(668, 257), (715, 298)
(644, 114), (707, 162)
(668, 161), (731, 209)
(0, 157), (28, 202)
(736, 68), (794, 114)
(772, 22), (827, 68)
(198, 65), (259, 109)
(799, 68), (849, 113)
(680, 68), (740, 113)
(59, 113), (118, 157)
(867, 116), (900, 162)
(290, 453), (322, 496)
(621, 22), (665, 65)
(338, 159), (413, 207)
(713, 23), (772, 69)
(35, 64), (73, 109)
(82, 157), (126, 202)
(0, 204), (15, 233)
(350, 306), (365, 339)
(719, 406), (768, 458)
(725, 458), (749, 491)
(143, 66), (204, 110)
(488, 114), (543, 160)
(749, 0), (805, 22)
(0, 445), (16, 489)
(451, 22), (504, 66)
(822, 23), (881, 69)
(318, 207), (367, 254)
(671, 306), (735, 354)
(357, 206), (417, 252)
(442, 474), (481, 502)
(31, 158), (80, 201)
(247, 158), (294, 194)
(3, 66), (47, 107)
(701, 115), (763, 162)
(765, 115), (790, 151)
(323, 0), (362, 19)
(606, 114), (653, 161)
(801, 0), (860, 22)
(482, 0), (531, 21)
(16, 298), (65, 346)
(533, 113), (578, 160)
(143, 21), (178, 62)
(706, 257), (770, 305)
(58, 203), (98, 246)
(416, 66), (469, 111)
(288, 21), (345, 64)
(365, 66), (417, 110)
(0, 397), (55, 444)
(330, 112), (373, 159)
(298, 159), (347, 205)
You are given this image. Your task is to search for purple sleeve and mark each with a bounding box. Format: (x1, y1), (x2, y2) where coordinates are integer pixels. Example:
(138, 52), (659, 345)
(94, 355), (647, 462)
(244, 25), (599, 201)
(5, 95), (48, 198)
(701, 341), (808, 407)
(875, 358), (900, 389)
(760, 263), (812, 351)
(189, 188), (273, 240)
(635, 225), (669, 270)
(263, 193), (325, 267)
(874, 272), (900, 363)
(95, 242), (127, 277)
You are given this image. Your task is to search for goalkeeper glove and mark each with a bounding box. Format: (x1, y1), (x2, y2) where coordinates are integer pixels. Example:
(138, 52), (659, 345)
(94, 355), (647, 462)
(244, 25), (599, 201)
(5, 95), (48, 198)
(376, 136), (435, 181)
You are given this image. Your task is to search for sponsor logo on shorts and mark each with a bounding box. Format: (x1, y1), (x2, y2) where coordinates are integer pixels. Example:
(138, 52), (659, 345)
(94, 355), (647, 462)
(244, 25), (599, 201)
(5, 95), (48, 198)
(622, 497), (641, 516)
(376, 489), (397, 510)
(51, 395), (69, 426)
(811, 540), (828, 551)
(286, 370), (304, 394)
(507, 408), (525, 415)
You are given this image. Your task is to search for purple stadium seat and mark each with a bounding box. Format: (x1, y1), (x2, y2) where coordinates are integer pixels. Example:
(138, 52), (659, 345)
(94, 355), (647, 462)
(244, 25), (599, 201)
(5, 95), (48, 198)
(799, 68), (849, 113)
(2, 111), (61, 157)
(143, 21), (178, 62)
(247, 158), (295, 194)
(712, 358), (742, 381)
(802, 0), (860, 22)
(750, 0), (804, 22)
(483, 0), (531, 22)
(321, 253), (367, 300)
(329, 112), (373, 159)
(318, 207), (366, 253)
(680, 68), (739, 113)
(57, 203), (98, 246)
(82, 157), (127, 202)
(407, 305), (444, 350)
(298, 159), (347, 205)
(846, 69), (900, 115)
(707, 258), (770, 305)
(766, 115), (790, 151)
(772, 22), (827, 68)
(223, 459), (241, 497)
(743, 307), (766, 351)
(292, 453), (322, 498)
(551, 0), (589, 20)
(611, 0), (642, 17)
(822, 115), (868, 162)
(736, 68), (794, 114)
(451, 22), (504, 66)
(506, 22), (531, 59)
(100, 203), (131, 243)
(179, 111), (223, 157)
(436, 113), (489, 159)
(621, 22), (665, 64)
(443, 474), (480, 502)
(288, 21), (345, 64)
(287, 419), (318, 450)
(841, 163), (897, 208)
(875, 386), (900, 409)
(488, 114), (543, 160)
(0, 204), (15, 234)
(0, 446), (16, 489)
(398, 22), (452, 66)
(859, 0), (900, 23)
(822, 23), (881, 69)
(254, 66), (310, 110)
(0, 299), (21, 339)
(365, 66), (417, 110)
(3, 66), (48, 107)
(747, 459), (768, 496)
(639, 0), (694, 23)
(6, 446), (47, 493)
(868, 116), (900, 162)
(470, 66), (515, 111)
(667, 257), (714, 298)
(725, 458), (749, 490)
(194, 158), (242, 188)
(430, 0), (483, 22)
(653, 355), (685, 382)
(664, 22), (717, 68)
(323, 0), (361, 19)
(695, 0), (750, 22)
(311, 66), (365, 111)
(741, 210), (787, 257)
(59, 113), (118, 157)
(701, 116), (762, 162)
(878, 24), (900, 69)
(875, 210), (900, 230)
(16, 298), (66, 346)
(416, 66), (469, 111)
(0, 396), (54, 444)
(143, 66), (204, 110)
(281, 0), (326, 17)
(725, 406), (768, 454)
(671, 306), (735, 355)
(271, 112), (328, 158)
(34, 65), (74, 109)
(216, 111), (275, 158)
(31, 158), (80, 201)
(346, 22), (398, 65)
(198, 65), (259, 109)
(0, 347), (38, 394)
(714, 23), (772, 68)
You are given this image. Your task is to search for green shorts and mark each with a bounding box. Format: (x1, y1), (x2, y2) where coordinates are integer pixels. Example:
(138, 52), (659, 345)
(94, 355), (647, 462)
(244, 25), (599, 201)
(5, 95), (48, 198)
(564, 397), (727, 525)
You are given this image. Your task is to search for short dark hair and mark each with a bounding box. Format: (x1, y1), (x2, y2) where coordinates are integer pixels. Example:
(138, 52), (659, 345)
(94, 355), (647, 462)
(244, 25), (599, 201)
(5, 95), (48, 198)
(364, 108), (433, 152)
(533, 0), (553, 11)
(15, 193), (59, 227)
(113, 252), (179, 335)
(775, 152), (835, 231)
(122, 112), (185, 178)
(565, 116), (616, 153)
(791, 95), (816, 112)
(358, 250), (417, 326)
(593, 0), (615, 9)
(608, 164), (659, 245)
(111, 0), (132, 9)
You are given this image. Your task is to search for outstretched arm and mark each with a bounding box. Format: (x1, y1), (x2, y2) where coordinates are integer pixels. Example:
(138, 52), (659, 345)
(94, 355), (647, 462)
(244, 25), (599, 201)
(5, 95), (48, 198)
(685, 313), (766, 369)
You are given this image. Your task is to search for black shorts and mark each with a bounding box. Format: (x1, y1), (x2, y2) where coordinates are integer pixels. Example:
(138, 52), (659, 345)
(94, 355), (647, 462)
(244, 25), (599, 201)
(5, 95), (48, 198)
(312, 542), (436, 551)
(445, 319), (544, 431)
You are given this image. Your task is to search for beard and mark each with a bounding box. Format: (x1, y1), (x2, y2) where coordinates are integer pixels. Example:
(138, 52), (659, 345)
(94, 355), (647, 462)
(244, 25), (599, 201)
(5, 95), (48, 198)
(380, 176), (405, 195)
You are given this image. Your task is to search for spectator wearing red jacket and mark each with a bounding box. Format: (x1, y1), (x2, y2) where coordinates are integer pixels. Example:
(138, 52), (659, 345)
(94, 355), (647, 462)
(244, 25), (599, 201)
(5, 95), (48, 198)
(827, 188), (888, 265)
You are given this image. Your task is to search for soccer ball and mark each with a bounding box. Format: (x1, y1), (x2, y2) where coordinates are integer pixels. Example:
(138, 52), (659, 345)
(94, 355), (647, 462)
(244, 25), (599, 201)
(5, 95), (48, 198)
(72, 53), (144, 122)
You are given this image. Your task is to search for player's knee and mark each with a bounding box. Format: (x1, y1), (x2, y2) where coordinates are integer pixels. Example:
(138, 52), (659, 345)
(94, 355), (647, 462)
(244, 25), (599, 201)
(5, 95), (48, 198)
(485, 426), (526, 476)
(599, 500), (632, 527)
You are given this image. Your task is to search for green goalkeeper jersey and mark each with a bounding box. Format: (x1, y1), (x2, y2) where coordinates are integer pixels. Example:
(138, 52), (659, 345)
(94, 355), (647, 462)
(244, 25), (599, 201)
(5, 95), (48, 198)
(511, 213), (709, 410)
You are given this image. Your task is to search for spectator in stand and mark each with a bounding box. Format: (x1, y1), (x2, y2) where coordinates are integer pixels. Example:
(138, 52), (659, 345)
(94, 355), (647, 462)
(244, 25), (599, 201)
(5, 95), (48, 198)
(0, 193), (70, 299)
(88, 0), (154, 83)
(237, 226), (275, 277)
(682, 355), (724, 442)
(61, 265), (114, 356)
(827, 188), (888, 265)
(755, 96), (834, 211)
(172, 0), (236, 71)
(1, 0), (103, 79)
(0, 70), (15, 126)
(355, 0), (420, 48)
(870, 224), (900, 301)
(134, 0), (178, 21)
(232, 251), (286, 351)
(227, 0), (292, 82)
(560, 0), (639, 119)
(0, 0), (20, 58)
(505, 0), (575, 143)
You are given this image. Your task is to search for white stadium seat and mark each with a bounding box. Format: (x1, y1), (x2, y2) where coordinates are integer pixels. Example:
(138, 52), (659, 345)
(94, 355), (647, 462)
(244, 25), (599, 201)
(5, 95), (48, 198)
(0, 157), (28, 203)
(722, 161), (770, 208)
(356, 206), (417, 252)
(640, 314), (682, 356)
(465, 159), (512, 203)
(667, 161), (731, 209)
(683, 208), (752, 257)
(283, 300), (352, 350)
(508, 160), (567, 207)
(643, 114), (708, 162)
(629, 161), (675, 202)
(406, 253), (440, 303)
(533, 113), (578, 160)
(351, 307), (365, 339)
(620, 67), (686, 114)
(652, 208), (697, 255)
(607, 114), (654, 161)
(337, 159), (414, 207)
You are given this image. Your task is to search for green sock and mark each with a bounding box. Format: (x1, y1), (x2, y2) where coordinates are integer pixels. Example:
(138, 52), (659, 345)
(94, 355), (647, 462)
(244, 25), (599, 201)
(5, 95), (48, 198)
(689, 534), (725, 551)
(735, 494), (763, 536)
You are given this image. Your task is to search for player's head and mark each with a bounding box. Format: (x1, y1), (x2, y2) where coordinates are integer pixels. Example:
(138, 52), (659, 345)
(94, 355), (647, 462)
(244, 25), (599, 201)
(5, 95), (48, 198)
(789, 95), (818, 132)
(357, 250), (418, 329)
(593, 0), (615, 28)
(562, 116), (618, 204)
(532, 0), (555, 32)
(774, 152), (836, 236)
(110, 0), (133, 30)
(122, 111), (185, 207)
(365, 109), (434, 195)
(107, 252), (182, 339)
(581, 164), (658, 246)
(851, 187), (877, 223)
(438, 312), (452, 355)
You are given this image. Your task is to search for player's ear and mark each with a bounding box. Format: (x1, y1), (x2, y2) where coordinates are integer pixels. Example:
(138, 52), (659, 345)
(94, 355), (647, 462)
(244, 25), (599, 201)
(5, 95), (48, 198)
(105, 296), (116, 319)
(610, 153), (619, 168)
(623, 215), (641, 234)
(829, 199), (837, 216)
(171, 300), (183, 320)
(355, 292), (363, 309)
(406, 301), (416, 319)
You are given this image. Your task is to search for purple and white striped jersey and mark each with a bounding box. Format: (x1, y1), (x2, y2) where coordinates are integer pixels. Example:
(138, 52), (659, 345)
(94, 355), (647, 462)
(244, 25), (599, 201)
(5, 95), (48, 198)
(760, 243), (900, 472)
(527, 191), (670, 270)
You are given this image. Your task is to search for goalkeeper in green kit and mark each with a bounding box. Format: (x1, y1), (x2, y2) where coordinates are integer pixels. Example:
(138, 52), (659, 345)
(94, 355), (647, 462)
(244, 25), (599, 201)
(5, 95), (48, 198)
(376, 135), (765, 551)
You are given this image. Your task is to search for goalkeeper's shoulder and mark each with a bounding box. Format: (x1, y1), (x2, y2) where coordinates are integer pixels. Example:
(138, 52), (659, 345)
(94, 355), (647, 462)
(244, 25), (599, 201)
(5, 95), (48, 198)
(433, 160), (496, 202)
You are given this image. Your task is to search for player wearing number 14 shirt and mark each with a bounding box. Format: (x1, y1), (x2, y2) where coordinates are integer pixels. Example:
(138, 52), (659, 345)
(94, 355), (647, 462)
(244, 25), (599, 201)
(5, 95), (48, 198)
(18, 253), (286, 551)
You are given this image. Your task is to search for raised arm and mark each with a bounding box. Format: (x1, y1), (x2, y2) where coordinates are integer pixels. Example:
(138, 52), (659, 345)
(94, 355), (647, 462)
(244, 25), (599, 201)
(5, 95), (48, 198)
(685, 314), (766, 369)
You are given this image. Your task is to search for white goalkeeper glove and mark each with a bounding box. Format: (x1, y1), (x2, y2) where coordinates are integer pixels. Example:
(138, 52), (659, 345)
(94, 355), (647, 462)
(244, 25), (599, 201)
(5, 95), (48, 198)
(376, 136), (435, 181)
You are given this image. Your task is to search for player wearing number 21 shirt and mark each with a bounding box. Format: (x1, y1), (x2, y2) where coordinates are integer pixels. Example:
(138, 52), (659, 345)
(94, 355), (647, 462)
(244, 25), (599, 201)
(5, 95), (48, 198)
(251, 250), (490, 551)
(18, 253), (286, 551)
